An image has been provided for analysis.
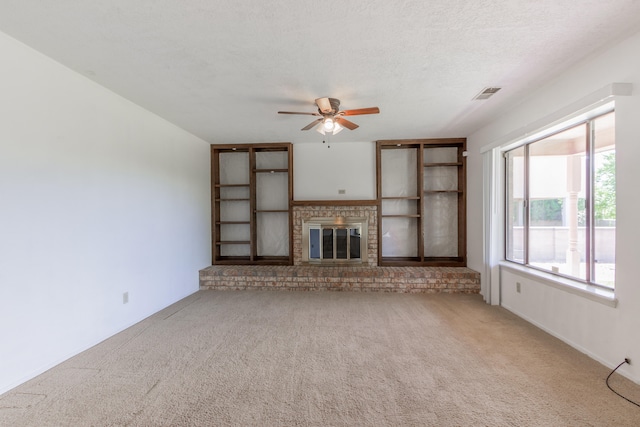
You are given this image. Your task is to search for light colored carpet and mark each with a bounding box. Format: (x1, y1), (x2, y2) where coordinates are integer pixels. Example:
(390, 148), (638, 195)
(1, 291), (638, 426)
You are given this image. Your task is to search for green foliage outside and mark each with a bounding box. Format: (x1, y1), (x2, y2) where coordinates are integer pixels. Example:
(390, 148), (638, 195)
(529, 152), (615, 226)
(530, 199), (563, 225)
(594, 152), (616, 221)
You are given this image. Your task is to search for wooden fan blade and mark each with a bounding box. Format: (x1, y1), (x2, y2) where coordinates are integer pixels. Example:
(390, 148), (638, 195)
(301, 118), (322, 131)
(341, 107), (380, 116)
(315, 98), (333, 114)
(278, 111), (321, 116)
(336, 117), (359, 130)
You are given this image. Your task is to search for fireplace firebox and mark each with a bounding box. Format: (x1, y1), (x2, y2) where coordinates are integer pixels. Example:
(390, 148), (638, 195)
(301, 217), (368, 264)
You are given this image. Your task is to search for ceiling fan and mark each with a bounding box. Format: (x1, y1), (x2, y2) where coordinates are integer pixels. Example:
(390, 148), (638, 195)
(278, 97), (380, 135)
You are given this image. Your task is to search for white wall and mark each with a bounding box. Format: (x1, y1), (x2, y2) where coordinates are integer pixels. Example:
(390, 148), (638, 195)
(467, 31), (640, 383)
(294, 141), (376, 200)
(0, 32), (211, 394)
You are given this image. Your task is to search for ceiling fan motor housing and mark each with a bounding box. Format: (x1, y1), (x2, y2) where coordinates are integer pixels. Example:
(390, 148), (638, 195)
(315, 97), (341, 115)
(327, 98), (340, 114)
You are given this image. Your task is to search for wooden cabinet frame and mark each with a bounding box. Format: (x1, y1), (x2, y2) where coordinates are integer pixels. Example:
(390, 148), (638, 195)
(376, 138), (467, 266)
(211, 143), (293, 265)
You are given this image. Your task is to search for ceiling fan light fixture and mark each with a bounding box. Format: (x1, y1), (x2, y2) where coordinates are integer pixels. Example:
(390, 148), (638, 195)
(316, 118), (343, 135)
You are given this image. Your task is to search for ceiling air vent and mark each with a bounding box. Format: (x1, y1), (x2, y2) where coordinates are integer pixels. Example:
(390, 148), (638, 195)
(473, 87), (501, 100)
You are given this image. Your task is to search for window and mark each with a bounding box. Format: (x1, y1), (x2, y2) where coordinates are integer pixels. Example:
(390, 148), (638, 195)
(505, 111), (615, 288)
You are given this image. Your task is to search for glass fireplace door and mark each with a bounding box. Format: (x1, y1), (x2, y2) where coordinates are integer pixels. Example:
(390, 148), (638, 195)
(307, 224), (363, 263)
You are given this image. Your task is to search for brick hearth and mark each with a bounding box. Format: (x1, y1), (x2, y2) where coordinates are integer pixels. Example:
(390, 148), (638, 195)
(199, 265), (480, 293)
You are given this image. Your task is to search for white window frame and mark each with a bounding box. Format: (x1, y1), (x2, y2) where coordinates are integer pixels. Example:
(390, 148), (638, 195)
(503, 107), (615, 290)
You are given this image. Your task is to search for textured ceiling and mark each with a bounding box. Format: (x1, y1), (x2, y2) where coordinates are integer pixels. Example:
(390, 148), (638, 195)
(1, 1), (640, 144)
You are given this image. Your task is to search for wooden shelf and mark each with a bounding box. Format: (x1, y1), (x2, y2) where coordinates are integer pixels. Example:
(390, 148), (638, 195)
(424, 190), (462, 194)
(378, 138), (466, 146)
(378, 257), (423, 266)
(424, 162), (463, 167)
(254, 168), (288, 173)
(215, 184), (250, 188)
(216, 221), (250, 225)
(380, 258), (465, 267)
(255, 209), (288, 213)
(381, 214), (421, 218)
(381, 196), (421, 200)
(214, 257), (251, 263)
(215, 241), (251, 245)
(216, 198), (250, 202)
(291, 199), (377, 206)
(214, 257), (290, 265)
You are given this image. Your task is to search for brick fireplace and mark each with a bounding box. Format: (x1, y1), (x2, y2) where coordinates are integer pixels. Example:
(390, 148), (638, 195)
(292, 202), (378, 266)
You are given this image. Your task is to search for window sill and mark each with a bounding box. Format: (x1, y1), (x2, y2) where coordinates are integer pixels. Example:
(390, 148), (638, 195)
(499, 261), (617, 308)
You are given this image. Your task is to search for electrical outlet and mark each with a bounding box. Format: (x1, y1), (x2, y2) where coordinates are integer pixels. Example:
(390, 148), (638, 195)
(338, 189), (346, 195)
(123, 292), (129, 304)
(516, 282), (521, 293)
(625, 358), (631, 365)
